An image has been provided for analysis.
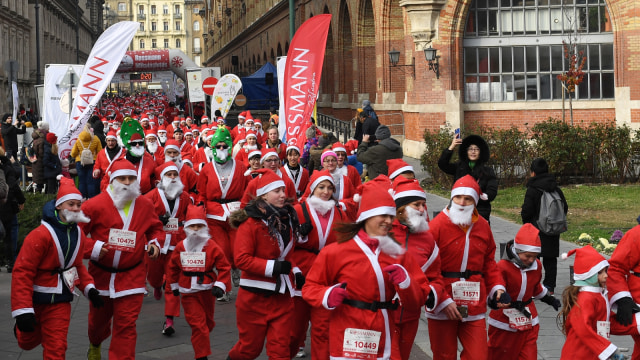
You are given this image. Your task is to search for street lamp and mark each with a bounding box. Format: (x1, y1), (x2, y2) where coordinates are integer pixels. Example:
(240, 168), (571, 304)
(423, 46), (440, 79)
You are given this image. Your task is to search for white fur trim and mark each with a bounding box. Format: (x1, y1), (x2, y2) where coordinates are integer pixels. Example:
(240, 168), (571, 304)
(310, 175), (334, 194)
(184, 219), (207, 227)
(450, 186), (479, 204)
(513, 243), (541, 253)
(257, 180), (286, 197)
(160, 164), (179, 179)
(574, 259), (610, 281)
(389, 165), (414, 180)
(109, 169), (137, 182)
(55, 193), (82, 207)
(356, 206), (397, 223)
(353, 194), (361, 203)
(393, 189), (426, 201)
(561, 252), (569, 260)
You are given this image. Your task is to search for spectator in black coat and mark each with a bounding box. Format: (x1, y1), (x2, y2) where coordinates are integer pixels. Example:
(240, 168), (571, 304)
(1, 113), (26, 161)
(520, 158), (568, 294)
(438, 134), (498, 223)
(91, 117), (107, 148)
(43, 133), (62, 194)
(360, 111), (380, 145)
(0, 147), (25, 272)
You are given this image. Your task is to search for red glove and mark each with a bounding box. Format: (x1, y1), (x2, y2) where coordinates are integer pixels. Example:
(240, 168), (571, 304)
(383, 264), (408, 286)
(327, 283), (348, 308)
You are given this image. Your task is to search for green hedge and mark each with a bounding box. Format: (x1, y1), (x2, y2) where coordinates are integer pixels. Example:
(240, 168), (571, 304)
(17, 193), (56, 245)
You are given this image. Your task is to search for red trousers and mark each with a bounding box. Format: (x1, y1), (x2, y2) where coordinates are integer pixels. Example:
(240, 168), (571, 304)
(289, 296), (330, 360)
(147, 251), (180, 317)
(392, 319), (420, 360)
(206, 218), (237, 269)
(488, 325), (539, 360)
(428, 318), (488, 360)
(228, 288), (294, 360)
(16, 302), (70, 359)
(88, 294), (144, 360)
(182, 291), (215, 359)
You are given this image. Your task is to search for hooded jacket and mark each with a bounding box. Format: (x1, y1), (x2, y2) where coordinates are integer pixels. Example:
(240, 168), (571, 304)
(356, 137), (403, 179)
(70, 130), (102, 163)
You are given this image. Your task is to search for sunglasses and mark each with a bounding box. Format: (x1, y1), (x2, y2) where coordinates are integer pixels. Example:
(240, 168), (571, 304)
(215, 144), (229, 150)
(130, 141), (145, 147)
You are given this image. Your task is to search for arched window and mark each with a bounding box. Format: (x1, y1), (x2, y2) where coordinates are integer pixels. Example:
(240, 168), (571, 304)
(193, 21), (200, 31)
(463, 0), (613, 102)
(176, 38), (181, 48)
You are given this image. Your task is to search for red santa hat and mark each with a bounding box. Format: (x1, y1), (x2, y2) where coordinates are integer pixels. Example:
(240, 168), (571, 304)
(184, 130), (193, 136)
(200, 115), (209, 123)
(200, 124), (210, 132)
(513, 223), (542, 253)
(331, 142), (347, 154)
(245, 131), (257, 140)
(144, 129), (157, 139)
(320, 149), (337, 164)
(184, 204), (207, 228)
(155, 161), (179, 179)
(254, 119), (262, 127)
(251, 169), (286, 197)
(108, 158), (138, 183)
(157, 124), (167, 133)
(260, 148), (279, 164)
(306, 170), (334, 197)
(354, 175), (396, 223)
(561, 245), (609, 281)
(140, 114), (149, 122)
(237, 111), (247, 121)
(387, 159), (415, 180)
(392, 177), (426, 208)
(55, 176), (83, 207)
(286, 144), (300, 155)
(182, 155), (193, 168)
(450, 174), (487, 205)
(164, 139), (181, 152)
(248, 149), (262, 161)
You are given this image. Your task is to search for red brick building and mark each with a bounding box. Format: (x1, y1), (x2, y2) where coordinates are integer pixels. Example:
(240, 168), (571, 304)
(203, 0), (639, 158)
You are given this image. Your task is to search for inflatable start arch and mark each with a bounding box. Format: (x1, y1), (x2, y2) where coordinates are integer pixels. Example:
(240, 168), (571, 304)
(116, 49), (198, 81)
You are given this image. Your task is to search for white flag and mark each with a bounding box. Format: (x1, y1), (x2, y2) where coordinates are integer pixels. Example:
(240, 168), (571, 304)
(211, 74), (242, 119)
(11, 81), (19, 124)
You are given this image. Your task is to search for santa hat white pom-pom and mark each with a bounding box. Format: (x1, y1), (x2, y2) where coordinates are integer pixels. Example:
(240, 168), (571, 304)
(388, 189), (394, 196)
(353, 193), (361, 203)
(56, 174), (63, 181)
(561, 252), (569, 260)
(480, 193), (489, 201)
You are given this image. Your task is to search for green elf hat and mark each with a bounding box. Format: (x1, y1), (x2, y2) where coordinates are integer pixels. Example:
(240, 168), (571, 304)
(120, 116), (145, 151)
(210, 126), (233, 163)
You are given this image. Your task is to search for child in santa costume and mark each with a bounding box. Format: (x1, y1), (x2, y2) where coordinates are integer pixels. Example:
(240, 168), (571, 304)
(81, 158), (164, 360)
(487, 223), (561, 359)
(559, 245), (633, 360)
(390, 177), (444, 360)
(289, 170), (348, 359)
(234, 131), (261, 169)
(282, 145), (309, 200)
(302, 175), (428, 360)
(426, 175), (510, 360)
(167, 204), (231, 360)
(243, 149), (263, 182)
(12, 177), (103, 359)
(144, 161), (191, 336)
(227, 168), (303, 360)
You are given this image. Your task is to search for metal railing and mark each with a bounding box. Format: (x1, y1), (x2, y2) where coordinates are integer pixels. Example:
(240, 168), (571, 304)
(316, 113), (351, 143)
(137, 14), (146, 20)
(174, 13), (182, 19)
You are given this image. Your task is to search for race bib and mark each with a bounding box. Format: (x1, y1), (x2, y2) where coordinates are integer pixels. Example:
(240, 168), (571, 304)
(164, 218), (179, 233)
(181, 252), (206, 272)
(503, 308), (532, 331)
(451, 281), (480, 305)
(342, 328), (381, 360)
(62, 267), (79, 294)
(108, 229), (137, 253)
(226, 201), (241, 213)
(597, 320), (610, 339)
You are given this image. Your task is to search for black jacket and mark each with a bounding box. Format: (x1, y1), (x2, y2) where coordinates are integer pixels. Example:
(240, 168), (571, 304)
(361, 117), (380, 143)
(1, 122), (26, 158)
(43, 142), (62, 179)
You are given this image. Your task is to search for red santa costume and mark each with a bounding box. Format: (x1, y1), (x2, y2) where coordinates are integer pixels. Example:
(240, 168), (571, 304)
(228, 169), (301, 360)
(560, 246), (638, 360)
(233, 116), (251, 146)
(196, 127), (247, 270)
(93, 130), (125, 182)
(144, 162), (191, 334)
(387, 158), (416, 182)
(332, 142), (362, 189)
(239, 148), (297, 204)
(487, 224), (559, 360)
(234, 130), (259, 169)
(607, 225), (640, 360)
(99, 132), (157, 195)
(263, 137), (287, 161)
(167, 205), (232, 359)
(254, 119), (266, 144)
(289, 171), (347, 359)
(81, 159), (165, 360)
(425, 175), (507, 360)
(12, 178), (100, 359)
(390, 177), (444, 360)
(301, 150), (355, 202)
(302, 175), (428, 360)
(282, 145), (310, 200)
(145, 129), (165, 167)
(165, 140), (198, 197)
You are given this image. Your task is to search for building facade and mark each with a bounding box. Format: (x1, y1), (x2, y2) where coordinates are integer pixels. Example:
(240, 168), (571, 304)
(184, 0), (205, 66)
(202, 0), (640, 158)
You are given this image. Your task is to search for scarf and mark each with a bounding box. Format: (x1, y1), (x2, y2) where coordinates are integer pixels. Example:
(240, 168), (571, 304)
(245, 199), (300, 247)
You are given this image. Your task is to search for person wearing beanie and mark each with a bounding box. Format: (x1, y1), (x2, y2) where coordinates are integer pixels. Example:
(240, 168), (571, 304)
(390, 177), (444, 360)
(303, 174), (428, 360)
(312, 149), (355, 201)
(263, 126), (287, 161)
(70, 126), (103, 199)
(43, 132), (62, 194)
(144, 162), (192, 336)
(157, 126), (168, 147)
(282, 145), (309, 200)
(288, 170), (349, 359)
(357, 125), (403, 180)
(387, 158), (416, 182)
(11, 177), (103, 359)
(438, 133), (498, 224)
(426, 175), (509, 360)
(93, 129), (124, 186)
(301, 125), (319, 170)
(559, 245), (633, 360)
(81, 158), (163, 360)
(362, 99), (378, 121)
(521, 158), (568, 295)
(332, 142), (362, 189)
(269, 106), (279, 127)
(487, 223), (561, 360)
(227, 168), (302, 360)
(359, 105), (380, 145)
(167, 204), (231, 360)
(196, 127), (247, 299)
(254, 119), (267, 144)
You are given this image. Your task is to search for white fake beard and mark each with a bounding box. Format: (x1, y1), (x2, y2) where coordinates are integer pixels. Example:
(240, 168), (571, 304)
(204, 147), (214, 161)
(111, 180), (141, 209)
(245, 144), (257, 150)
(165, 155), (182, 168)
(161, 176), (184, 200)
(130, 146), (145, 157)
(146, 141), (158, 153)
(158, 134), (167, 143)
(117, 137), (124, 148)
(184, 227), (210, 252)
(245, 125), (254, 131)
(404, 206), (429, 233)
(306, 195), (336, 216)
(60, 209), (91, 224)
(374, 235), (406, 257)
(448, 202), (475, 226)
(337, 165), (348, 177)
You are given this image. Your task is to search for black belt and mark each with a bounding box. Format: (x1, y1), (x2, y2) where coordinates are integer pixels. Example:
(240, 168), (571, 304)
(183, 271), (214, 284)
(442, 270), (482, 279)
(630, 271), (640, 278)
(90, 260), (142, 273)
(212, 198), (240, 204)
(297, 247), (320, 255)
(343, 299), (399, 312)
(510, 298), (533, 318)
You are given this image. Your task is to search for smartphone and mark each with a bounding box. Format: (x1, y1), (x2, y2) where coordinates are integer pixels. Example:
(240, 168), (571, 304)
(454, 128), (461, 139)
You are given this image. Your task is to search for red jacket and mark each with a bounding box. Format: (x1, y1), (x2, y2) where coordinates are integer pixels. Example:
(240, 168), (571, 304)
(168, 238), (231, 294)
(282, 163), (310, 199)
(197, 160), (247, 221)
(99, 153), (157, 195)
(144, 188), (191, 254)
(608, 225), (640, 306)
(93, 147), (125, 180)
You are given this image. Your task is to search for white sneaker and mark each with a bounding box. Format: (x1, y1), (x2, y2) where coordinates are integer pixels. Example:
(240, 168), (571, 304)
(232, 269), (241, 287)
(217, 292), (230, 302)
(295, 349), (306, 358)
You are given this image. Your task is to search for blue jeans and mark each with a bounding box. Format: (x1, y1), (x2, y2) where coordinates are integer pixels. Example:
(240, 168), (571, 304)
(76, 162), (96, 198)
